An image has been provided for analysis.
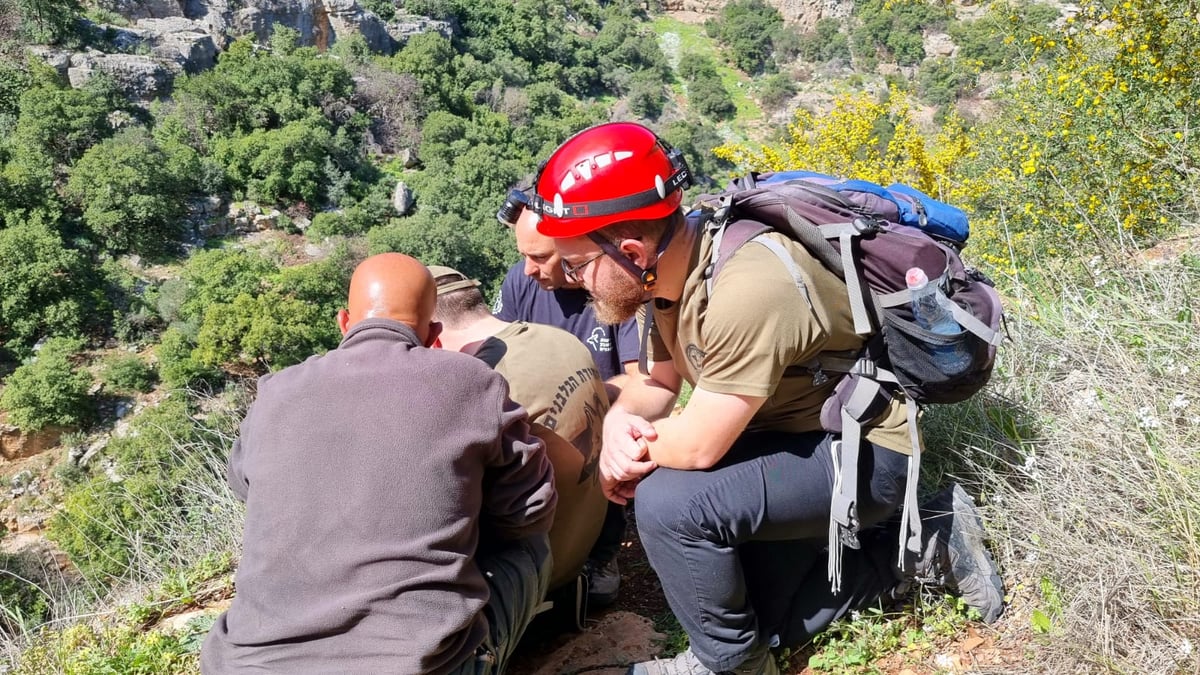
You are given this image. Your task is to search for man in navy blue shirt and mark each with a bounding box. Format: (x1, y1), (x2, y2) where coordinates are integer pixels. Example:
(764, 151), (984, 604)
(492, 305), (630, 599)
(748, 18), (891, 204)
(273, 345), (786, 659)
(494, 203), (639, 607)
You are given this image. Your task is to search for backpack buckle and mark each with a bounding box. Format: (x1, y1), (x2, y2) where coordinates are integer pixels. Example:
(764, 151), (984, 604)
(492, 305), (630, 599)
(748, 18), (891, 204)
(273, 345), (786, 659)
(851, 358), (877, 379)
(852, 217), (880, 235)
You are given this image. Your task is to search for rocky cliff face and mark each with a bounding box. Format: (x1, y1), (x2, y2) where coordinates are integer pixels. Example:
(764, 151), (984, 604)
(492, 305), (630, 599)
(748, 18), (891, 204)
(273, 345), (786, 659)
(48, 0), (453, 100)
(658, 0), (853, 31)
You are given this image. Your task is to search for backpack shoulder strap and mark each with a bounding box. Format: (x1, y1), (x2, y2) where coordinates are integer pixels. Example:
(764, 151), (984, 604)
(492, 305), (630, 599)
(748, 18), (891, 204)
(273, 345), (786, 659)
(704, 217), (770, 296)
(704, 218), (816, 312)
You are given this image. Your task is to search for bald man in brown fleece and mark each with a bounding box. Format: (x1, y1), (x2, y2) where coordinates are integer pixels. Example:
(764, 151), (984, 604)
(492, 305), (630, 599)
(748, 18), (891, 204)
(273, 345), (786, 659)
(202, 253), (557, 675)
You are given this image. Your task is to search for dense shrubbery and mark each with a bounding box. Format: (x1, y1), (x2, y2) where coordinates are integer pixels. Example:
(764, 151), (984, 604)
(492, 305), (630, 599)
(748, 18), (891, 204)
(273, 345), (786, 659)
(929, 0), (1200, 273)
(714, 89), (969, 198)
(705, 0), (784, 74)
(797, 17), (850, 65)
(99, 354), (157, 395)
(949, 1), (1061, 71)
(756, 73), (796, 111)
(153, 245), (353, 381)
(851, 0), (950, 68)
(0, 225), (96, 357)
(677, 53), (735, 121)
(0, 337), (93, 432)
(917, 57), (976, 107)
(65, 128), (190, 257)
(46, 393), (238, 581)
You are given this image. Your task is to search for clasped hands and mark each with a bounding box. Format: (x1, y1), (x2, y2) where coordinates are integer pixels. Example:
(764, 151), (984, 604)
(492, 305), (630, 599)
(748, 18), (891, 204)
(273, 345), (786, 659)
(599, 406), (658, 505)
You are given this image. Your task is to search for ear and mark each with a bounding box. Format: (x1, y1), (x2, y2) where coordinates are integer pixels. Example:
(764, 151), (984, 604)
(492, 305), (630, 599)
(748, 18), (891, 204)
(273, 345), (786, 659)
(424, 321), (443, 348)
(336, 309), (351, 335)
(617, 237), (650, 266)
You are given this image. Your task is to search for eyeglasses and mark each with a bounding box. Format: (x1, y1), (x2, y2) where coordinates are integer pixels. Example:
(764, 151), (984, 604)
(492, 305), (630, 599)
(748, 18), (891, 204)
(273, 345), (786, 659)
(560, 252), (606, 283)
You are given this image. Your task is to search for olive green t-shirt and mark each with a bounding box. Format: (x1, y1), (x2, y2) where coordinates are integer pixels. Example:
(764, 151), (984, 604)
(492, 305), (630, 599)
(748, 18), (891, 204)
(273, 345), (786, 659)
(478, 321), (609, 589)
(645, 225), (913, 454)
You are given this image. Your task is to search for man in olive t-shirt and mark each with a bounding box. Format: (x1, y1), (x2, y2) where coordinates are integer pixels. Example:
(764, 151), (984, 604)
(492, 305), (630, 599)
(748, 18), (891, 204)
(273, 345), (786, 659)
(430, 265), (609, 596)
(527, 122), (1003, 675)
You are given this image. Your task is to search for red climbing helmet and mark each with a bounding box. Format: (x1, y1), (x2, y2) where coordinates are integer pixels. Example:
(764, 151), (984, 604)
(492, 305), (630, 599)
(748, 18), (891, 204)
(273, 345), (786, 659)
(532, 122), (692, 238)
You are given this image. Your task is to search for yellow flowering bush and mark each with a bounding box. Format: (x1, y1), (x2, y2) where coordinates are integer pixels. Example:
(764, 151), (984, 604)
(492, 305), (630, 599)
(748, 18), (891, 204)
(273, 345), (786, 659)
(714, 0), (1198, 276)
(712, 90), (1008, 269)
(714, 89), (972, 197)
(964, 0), (1199, 264)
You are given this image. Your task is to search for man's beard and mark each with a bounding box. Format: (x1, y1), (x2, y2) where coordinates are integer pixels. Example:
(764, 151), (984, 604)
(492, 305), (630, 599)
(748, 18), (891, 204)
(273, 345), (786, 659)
(591, 265), (645, 325)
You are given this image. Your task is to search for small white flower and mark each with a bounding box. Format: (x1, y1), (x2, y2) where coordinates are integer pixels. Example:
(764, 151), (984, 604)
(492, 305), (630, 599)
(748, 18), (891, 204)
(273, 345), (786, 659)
(1181, 638), (1193, 657)
(1181, 365), (1192, 376)
(1169, 393), (1191, 412)
(1070, 388), (1100, 410)
(1137, 407), (1161, 429)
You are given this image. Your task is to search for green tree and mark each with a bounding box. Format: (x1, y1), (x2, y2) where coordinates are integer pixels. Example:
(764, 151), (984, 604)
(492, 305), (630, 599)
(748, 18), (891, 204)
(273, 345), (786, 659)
(689, 72), (736, 120)
(706, 0), (784, 74)
(0, 224), (93, 356)
(172, 33), (357, 136)
(798, 17), (851, 63)
(0, 52), (31, 122)
(99, 354), (157, 395)
(852, 0), (950, 67)
(627, 70), (666, 120)
(193, 290), (333, 371)
(0, 139), (62, 228)
(16, 0), (81, 44)
(156, 325), (219, 388)
(176, 248), (279, 322)
(368, 210), (511, 290)
(212, 116), (337, 204)
(917, 57), (976, 107)
(0, 336), (93, 432)
(386, 32), (465, 115)
(757, 72), (797, 110)
(11, 75), (121, 166)
(65, 127), (189, 256)
(678, 52), (719, 81)
(949, 2), (1061, 70)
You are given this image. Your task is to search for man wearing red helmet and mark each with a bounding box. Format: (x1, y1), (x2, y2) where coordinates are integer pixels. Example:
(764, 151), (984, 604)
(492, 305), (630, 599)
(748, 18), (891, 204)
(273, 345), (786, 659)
(529, 122), (1003, 675)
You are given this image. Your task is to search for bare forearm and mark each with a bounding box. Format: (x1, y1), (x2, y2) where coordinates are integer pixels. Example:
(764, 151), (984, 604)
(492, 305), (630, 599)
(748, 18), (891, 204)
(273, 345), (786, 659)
(643, 387), (765, 471)
(612, 376), (678, 421)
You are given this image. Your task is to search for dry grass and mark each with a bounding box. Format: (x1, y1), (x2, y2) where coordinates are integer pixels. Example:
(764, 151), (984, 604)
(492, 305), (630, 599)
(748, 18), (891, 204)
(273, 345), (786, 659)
(926, 244), (1200, 672)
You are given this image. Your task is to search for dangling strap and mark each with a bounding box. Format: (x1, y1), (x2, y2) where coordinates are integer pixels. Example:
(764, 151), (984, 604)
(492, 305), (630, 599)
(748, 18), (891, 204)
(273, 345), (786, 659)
(827, 438), (854, 594)
(828, 375), (888, 592)
(897, 395), (924, 572)
(638, 303), (655, 376)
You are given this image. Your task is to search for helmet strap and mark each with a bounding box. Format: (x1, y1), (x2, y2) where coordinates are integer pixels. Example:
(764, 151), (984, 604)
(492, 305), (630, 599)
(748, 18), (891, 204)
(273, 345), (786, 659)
(587, 216), (678, 293)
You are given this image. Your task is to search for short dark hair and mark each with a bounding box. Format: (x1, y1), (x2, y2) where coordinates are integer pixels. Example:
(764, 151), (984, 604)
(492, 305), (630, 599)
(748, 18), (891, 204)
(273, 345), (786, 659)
(433, 283), (490, 329)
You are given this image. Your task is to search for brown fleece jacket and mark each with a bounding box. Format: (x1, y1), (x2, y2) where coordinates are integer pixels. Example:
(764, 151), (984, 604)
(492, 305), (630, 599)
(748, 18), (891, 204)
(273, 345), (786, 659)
(201, 318), (556, 674)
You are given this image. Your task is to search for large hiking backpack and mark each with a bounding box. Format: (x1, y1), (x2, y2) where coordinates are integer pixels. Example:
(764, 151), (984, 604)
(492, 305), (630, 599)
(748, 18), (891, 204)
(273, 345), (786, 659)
(688, 170), (1005, 590)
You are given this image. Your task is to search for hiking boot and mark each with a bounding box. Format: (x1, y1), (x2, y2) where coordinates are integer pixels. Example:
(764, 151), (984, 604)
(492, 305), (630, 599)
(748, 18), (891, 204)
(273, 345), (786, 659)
(586, 557), (620, 607)
(627, 645), (779, 675)
(916, 483), (1005, 623)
